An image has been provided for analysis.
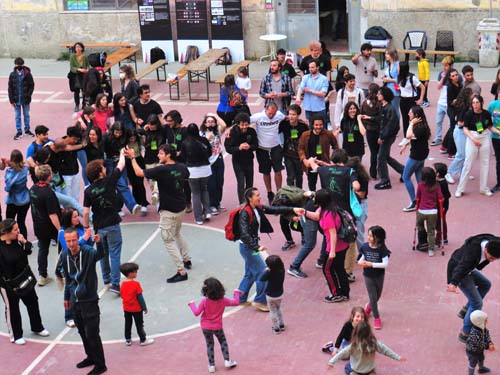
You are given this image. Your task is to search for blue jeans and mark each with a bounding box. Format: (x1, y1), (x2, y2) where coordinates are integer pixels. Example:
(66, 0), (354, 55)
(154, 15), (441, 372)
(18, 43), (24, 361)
(291, 218), (318, 269)
(402, 157), (425, 202)
(434, 103), (448, 141)
(238, 242), (267, 304)
(391, 96), (400, 121)
(14, 104), (30, 133)
(97, 224), (123, 286)
(55, 189), (84, 216)
(448, 126), (466, 177)
(77, 149), (89, 186)
(105, 159), (137, 213)
(355, 199), (368, 251)
(458, 270), (491, 334)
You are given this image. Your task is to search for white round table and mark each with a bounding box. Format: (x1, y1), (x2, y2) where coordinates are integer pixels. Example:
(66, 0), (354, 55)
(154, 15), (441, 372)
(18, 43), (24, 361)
(259, 34), (287, 62)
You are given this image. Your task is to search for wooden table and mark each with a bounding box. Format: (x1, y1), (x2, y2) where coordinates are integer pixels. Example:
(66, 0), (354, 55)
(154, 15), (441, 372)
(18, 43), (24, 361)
(103, 48), (139, 89)
(185, 48), (228, 101)
(61, 42), (138, 53)
(372, 48), (459, 68)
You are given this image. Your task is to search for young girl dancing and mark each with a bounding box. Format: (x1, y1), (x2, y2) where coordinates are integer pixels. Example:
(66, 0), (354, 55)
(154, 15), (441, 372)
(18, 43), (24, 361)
(188, 278), (241, 373)
(260, 255), (286, 334)
(322, 306), (367, 354)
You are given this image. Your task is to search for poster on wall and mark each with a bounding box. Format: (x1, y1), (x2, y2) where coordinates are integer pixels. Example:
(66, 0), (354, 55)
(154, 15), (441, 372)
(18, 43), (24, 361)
(210, 0), (244, 63)
(176, 0), (208, 39)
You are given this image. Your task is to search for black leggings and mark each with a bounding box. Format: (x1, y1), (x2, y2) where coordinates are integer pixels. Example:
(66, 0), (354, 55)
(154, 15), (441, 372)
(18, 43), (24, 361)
(124, 311), (146, 341)
(322, 248), (349, 298)
(6, 204), (30, 239)
(202, 328), (230, 366)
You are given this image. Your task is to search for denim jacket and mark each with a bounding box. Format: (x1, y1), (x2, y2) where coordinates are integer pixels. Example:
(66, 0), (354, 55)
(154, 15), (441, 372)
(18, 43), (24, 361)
(4, 166), (30, 206)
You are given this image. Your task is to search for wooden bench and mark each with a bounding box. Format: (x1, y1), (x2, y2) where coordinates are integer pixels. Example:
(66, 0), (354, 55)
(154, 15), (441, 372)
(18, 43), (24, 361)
(102, 48), (139, 89)
(372, 48), (459, 67)
(167, 67), (189, 100)
(214, 60), (252, 86)
(136, 59), (168, 82)
(61, 42), (138, 53)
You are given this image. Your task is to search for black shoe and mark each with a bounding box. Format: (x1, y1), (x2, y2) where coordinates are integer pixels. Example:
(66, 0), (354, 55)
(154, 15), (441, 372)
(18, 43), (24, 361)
(416, 243), (429, 252)
(25, 130), (35, 137)
(444, 239), (449, 244)
(76, 358), (94, 369)
(457, 306), (467, 319)
(267, 191), (275, 205)
(166, 272), (188, 283)
(374, 182), (392, 190)
(287, 266), (308, 279)
(491, 184), (500, 193)
(109, 284), (120, 295)
(13, 132), (22, 140)
(478, 367), (491, 374)
(183, 260), (192, 269)
(87, 366), (107, 375)
(279, 324), (285, 331)
(399, 176), (404, 183)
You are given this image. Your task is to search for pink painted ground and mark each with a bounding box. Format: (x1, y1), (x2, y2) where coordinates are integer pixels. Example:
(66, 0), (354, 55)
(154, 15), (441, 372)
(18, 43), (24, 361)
(0, 74), (499, 375)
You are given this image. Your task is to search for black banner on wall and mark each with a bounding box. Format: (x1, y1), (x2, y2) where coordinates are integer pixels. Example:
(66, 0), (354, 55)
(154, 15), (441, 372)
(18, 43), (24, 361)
(210, 0), (243, 40)
(176, 0), (209, 40)
(137, 0), (172, 40)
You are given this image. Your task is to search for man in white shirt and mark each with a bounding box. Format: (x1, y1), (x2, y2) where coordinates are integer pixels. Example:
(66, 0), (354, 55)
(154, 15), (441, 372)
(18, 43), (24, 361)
(250, 102), (286, 203)
(334, 74), (365, 129)
(352, 43), (378, 96)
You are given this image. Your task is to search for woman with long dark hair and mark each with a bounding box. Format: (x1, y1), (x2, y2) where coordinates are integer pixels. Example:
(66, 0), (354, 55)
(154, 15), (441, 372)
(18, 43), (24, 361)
(119, 64), (139, 104)
(216, 74), (243, 127)
(84, 126), (104, 163)
(113, 92), (135, 130)
(125, 128), (149, 215)
(360, 83), (381, 178)
(93, 93), (113, 135)
(340, 102), (366, 159)
(400, 106), (431, 212)
(69, 42), (89, 112)
(442, 68), (463, 157)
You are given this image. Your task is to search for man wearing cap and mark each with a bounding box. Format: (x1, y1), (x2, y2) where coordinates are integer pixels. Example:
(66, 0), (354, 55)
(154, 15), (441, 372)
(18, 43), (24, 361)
(446, 234), (500, 343)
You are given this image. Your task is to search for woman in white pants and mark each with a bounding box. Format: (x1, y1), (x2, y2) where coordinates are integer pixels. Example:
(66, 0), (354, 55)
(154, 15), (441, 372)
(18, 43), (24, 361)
(456, 95), (500, 197)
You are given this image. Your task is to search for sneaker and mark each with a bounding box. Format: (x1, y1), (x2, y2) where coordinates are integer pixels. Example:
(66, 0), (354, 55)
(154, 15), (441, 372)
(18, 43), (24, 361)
(480, 190), (493, 197)
(439, 146), (447, 154)
(132, 204), (141, 215)
(109, 284), (120, 295)
(374, 181), (391, 190)
(342, 295), (350, 301)
(166, 272), (188, 283)
(217, 205), (227, 212)
(208, 365), (215, 373)
(185, 203), (193, 213)
(140, 206), (148, 216)
(421, 101), (430, 108)
(373, 318), (382, 330)
(151, 192), (159, 205)
(140, 338), (155, 346)
(321, 341), (334, 353)
(416, 243), (429, 252)
(267, 191), (275, 205)
(13, 132), (22, 140)
(478, 366), (491, 374)
(402, 201), (416, 212)
(365, 303), (372, 316)
(447, 154), (455, 160)
(25, 130), (35, 137)
(251, 302), (269, 312)
(204, 213), (212, 220)
(431, 139), (442, 146)
(281, 241), (296, 251)
(455, 190), (462, 198)
(272, 327), (281, 334)
(287, 266), (308, 279)
(196, 220), (204, 225)
(125, 340), (132, 346)
(224, 360), (237, 368)
(398, 137), (408, 146)
(315, 261), (324, 269)
(457, 306), (467, 319)
(279, 324), (285, 331)
(444, 239), (449, 244)
(458, 331), (469, 343)
(347, 273), (356, 283)
(324, 295), (345, 303)
(469, 175), (475, 180)
(209, 206), (219, 215)
(37, 276), (53, 286)
(118, 211), (126, 217)
(428, 249), (435, 257)
(66, 320), (76, 328)
(183, 260), (192, 269)
(76, 358), (95, 369)
(445, 173), (455, 184)
(491, 184), (500, 193)
(14, 338), (26, 345)
(87, 366), (107, 375)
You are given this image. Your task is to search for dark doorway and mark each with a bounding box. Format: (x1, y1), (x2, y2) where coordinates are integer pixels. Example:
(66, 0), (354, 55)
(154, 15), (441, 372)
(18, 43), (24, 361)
(318, 0), (348, 53)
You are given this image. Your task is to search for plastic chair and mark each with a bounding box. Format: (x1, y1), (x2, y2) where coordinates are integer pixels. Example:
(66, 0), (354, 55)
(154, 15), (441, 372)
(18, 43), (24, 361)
(403, 30), (428, 50)
(433, 30), (454, 67)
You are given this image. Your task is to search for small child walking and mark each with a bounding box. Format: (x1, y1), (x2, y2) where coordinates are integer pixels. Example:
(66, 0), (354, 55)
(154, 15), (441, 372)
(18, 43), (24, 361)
(416, 48), (430, 107)
(259, 255), (286, 334)
(466, 310), (495, 375)
(235, 66), (251, 97)
(357, 226), (391, 330)
(328, 321), (404, 373)
(119, 262), (154, 346)
(416, 167), (443, 257)
(433, 162), (451, 246)
(321, 306), (367, 354)
(188, 278), (240, 373)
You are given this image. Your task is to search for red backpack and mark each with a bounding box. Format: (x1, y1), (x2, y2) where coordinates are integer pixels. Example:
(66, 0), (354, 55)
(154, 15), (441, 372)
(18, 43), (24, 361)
(225, 205), (253, 241)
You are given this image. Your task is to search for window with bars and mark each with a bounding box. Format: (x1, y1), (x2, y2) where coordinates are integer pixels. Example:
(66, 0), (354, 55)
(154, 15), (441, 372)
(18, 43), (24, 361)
(65, 0), (136, 11)
(288, 0), (316, 14)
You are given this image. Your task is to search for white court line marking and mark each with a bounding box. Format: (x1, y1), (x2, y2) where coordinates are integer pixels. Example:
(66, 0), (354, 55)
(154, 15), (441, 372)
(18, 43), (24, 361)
(19, 226), (161, 375)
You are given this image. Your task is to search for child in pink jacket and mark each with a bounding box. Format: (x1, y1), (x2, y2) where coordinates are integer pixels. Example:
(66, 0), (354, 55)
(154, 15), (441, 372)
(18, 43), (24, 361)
(188, 277), (242, 373)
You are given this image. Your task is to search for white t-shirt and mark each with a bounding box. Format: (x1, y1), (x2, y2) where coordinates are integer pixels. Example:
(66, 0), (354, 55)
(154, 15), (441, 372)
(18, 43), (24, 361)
(250, 110), (286, 148)
(437, 71), (448, 107)
(399, 74), (421, 98)
(236, 76), (252, 91)
(334, 87), (365, 126)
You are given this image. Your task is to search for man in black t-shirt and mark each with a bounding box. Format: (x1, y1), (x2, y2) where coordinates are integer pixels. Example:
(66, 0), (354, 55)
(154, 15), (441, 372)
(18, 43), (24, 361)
(299, 41), (332, 80)
(133, 84), (164, 127)
(126, 144), (191, 284)
(29, 164), (62, 286)
(83, 154), (126, 295)
(277, 48), (298, 91)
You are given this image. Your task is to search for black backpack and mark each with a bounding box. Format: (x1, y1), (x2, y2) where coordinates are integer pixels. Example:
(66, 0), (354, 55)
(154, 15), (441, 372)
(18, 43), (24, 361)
(88, 52), (107, 68)
(336, 208), (358, 243)
(364, 26), (392, 41)
(150, 47), (166, 64)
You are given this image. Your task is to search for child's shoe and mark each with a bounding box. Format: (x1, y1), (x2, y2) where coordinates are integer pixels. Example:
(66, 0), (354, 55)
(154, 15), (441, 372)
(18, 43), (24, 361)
(321, 341), (334, 353)
(279, 323), (285, 331)
(125, 339), (132, 346)
(457, 306), (467, 319)
(140, 338), (155, 346)
(272, 327), (281, 334)
(224, 360), (237, 368)
(364, 303), (372, 316)
(208, 365), (215, 373)
(373, 318), (382, 330)
(458, 331), (469, 343)
(478, 366), (491, 373)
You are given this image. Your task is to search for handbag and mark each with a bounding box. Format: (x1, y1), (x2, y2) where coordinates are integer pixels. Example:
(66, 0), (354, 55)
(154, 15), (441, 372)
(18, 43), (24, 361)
(2, 265), (36, 297)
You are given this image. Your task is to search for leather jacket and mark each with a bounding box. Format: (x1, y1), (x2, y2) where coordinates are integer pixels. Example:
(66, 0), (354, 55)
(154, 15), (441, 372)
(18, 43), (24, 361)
(238, 204), (294, 251)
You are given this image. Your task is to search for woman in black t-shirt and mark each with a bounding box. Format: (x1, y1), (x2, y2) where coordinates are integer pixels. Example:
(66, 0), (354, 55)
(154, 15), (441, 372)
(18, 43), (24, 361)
(400, 106), (431, 211)
(456, 95), (500, 197)
(339, 102), (366, 159)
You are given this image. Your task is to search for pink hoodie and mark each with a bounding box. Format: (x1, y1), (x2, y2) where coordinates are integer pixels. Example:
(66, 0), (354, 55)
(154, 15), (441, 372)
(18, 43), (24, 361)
(188, 290), (241, 330)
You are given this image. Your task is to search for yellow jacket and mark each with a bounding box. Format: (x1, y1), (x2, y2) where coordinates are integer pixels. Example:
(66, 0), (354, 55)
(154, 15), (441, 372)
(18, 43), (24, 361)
(417, 58), (430, 81)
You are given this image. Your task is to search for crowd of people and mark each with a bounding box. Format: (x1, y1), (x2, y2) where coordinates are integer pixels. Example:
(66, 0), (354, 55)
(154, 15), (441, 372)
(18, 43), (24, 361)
(1, 39), (500, 374)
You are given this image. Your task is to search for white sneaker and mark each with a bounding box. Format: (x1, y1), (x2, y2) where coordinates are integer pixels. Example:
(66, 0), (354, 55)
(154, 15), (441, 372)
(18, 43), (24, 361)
(445, 173), (455, 184)
(428, 249), (435, 257)
(37, 276), (53, 286)
(209, 207), (219, 215)
(208, 365), (215, 373)
(469, 175), (475, 180)
(132, 204), (141, 215)
(480, 190), (493, 197)
(224, 360), (237, 368)
(14, 338), (26, 345)
(195, 221), (204, 225)
(66, 320), (76, 328)
(140, 338), (155, 346)
(205, 213), (212, 220)
(118, 211), (126, 217)
(140, 206), (148, 216)
(34, 329), (50, 337)
(398, 138), (408, 147)
(455, 190), (462, 198)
